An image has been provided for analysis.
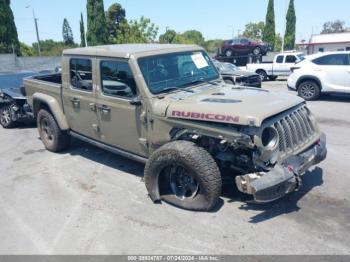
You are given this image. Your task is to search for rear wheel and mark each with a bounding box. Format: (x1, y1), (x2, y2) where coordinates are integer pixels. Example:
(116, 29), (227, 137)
(145, 141), (222, 211)
(0, 105), (16, 128)
(37, 109), (70, 152)
(298, 80), (321, 101)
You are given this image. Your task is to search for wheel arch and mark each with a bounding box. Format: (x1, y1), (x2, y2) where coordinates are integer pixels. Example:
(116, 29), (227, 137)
(256, 69), (267, 75)
(33, 93), (69, 130)
(296, 76), (322, 91)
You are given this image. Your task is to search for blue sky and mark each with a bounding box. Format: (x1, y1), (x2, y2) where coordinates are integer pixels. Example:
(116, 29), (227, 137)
(11, 0), (350, 45)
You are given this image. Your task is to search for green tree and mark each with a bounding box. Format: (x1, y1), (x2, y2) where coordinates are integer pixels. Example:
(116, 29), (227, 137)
(262, 0), (275, 50)
(80, 13), (86, 47)
(321, 20), (347, 34)
(284, 0), (296, 50)
(62, 18), (74, 45)
(32, 40), (78, 56)
(19, 42), (35, 56)
(242, 22), (265, 40)
(128, 16), (158, 43)
(159, 29), (177, 43)
(203, 39), (223, 53)
(0, 0), (20, 55)
(86, 0), (109, 46)
(175, 30), (205, 46)
(106, 3), (126, 40)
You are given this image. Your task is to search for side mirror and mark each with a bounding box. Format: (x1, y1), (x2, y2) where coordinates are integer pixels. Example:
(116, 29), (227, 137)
(130, 97), (142, 106)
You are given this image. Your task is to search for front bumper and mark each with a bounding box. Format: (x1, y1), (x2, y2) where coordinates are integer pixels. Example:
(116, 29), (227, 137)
(236, 133), (327, 203)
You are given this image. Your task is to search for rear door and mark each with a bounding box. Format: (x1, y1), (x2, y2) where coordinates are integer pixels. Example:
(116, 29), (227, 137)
(95, 58), (147, 156)
(62, 57), (100, 139)
(313, 54), (349, 92)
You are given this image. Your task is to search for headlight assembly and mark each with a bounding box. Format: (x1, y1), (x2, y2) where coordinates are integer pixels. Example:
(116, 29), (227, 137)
(261, 126), (279, 151)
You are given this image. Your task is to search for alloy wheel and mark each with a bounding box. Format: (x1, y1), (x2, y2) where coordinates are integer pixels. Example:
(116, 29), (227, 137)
(168, 165), (199, 200)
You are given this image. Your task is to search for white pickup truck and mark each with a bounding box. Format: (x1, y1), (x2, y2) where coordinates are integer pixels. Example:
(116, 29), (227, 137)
(246, 52), (305, 81)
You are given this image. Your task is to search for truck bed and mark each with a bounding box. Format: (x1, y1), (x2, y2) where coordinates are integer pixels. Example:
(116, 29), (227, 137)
(23, 73), (63, 109)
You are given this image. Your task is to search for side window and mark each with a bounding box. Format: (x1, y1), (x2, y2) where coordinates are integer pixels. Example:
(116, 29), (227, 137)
(286, 55), (297, 63)
(313, 54), (349, 66)
(70, 59), (93, 91)
(318, 48), (324, 53)
(232, 39), (240, 45)
(240, 38), (249, 44)
(346, 47), (350, 51)
(100, 60), (137, 99)
(276, 55), (284, 63)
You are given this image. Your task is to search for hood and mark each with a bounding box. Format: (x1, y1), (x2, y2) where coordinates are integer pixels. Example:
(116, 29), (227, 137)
(157, 84), (304, 127)
(221, 69), (257, 77)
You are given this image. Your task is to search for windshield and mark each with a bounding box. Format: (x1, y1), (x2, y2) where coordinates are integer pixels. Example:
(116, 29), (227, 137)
(138, 51), (220, 94)
(297, 54), (305, 62)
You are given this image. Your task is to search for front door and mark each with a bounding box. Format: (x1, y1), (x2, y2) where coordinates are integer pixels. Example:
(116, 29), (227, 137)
(283, 55), (298, 75)
(313, 54), (349, 92)
(96, 58), (147, 156)
(344, 54), (350, 91)
(62, 57), (100, 139)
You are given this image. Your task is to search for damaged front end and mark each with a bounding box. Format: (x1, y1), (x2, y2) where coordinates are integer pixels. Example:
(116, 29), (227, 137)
(236, 133), (327, 203)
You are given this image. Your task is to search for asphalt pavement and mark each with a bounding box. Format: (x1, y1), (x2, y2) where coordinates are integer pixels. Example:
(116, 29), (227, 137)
(0, 79), (349, 255)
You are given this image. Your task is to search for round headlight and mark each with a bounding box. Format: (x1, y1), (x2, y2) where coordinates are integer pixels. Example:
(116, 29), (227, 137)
(261, 127), (279, 150)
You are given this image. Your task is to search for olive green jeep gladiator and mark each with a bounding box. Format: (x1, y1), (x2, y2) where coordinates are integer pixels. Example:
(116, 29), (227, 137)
(24, 44), (327, 211)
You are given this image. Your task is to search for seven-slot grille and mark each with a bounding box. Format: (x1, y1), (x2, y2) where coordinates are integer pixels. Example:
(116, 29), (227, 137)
(273, 106), (316, 154)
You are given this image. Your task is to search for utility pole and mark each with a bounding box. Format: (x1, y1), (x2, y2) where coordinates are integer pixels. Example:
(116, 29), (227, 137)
(26, 6), (41, 56)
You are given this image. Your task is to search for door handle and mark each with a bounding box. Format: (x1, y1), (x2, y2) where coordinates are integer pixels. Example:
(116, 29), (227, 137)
(98, 105), (111, 114)
(70, 97), (80, 106)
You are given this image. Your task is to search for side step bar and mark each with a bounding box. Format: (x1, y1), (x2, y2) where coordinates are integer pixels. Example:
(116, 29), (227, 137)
(70, 131), (148, 164)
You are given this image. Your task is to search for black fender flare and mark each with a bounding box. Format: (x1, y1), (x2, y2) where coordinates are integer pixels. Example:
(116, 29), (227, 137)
(296, 76), (322, 91)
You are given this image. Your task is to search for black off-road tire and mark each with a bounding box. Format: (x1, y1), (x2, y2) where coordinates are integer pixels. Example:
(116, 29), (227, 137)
(0, 105), (16, 129)
(298, 80), (321, 101)
(37, 109), (70, 152)
(144, 141), (222, 211)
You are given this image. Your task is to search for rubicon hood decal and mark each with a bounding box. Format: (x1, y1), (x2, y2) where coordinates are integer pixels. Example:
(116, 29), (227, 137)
(172, 111), (240, 123)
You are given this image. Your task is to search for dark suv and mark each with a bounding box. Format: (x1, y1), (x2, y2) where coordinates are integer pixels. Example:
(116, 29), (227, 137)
(221, 37), (269, 57)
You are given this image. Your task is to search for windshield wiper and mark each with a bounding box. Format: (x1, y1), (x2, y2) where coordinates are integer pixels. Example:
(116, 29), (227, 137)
(156, 86), (194, 95)
(180, 78), (220, 88)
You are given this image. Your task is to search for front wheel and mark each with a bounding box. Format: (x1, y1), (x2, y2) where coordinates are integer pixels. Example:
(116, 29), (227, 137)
(298, 81), (321, 101)
(0, 105), (16, 128)
(37, 109), (70, 152)
(144, 141), (222, 211)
